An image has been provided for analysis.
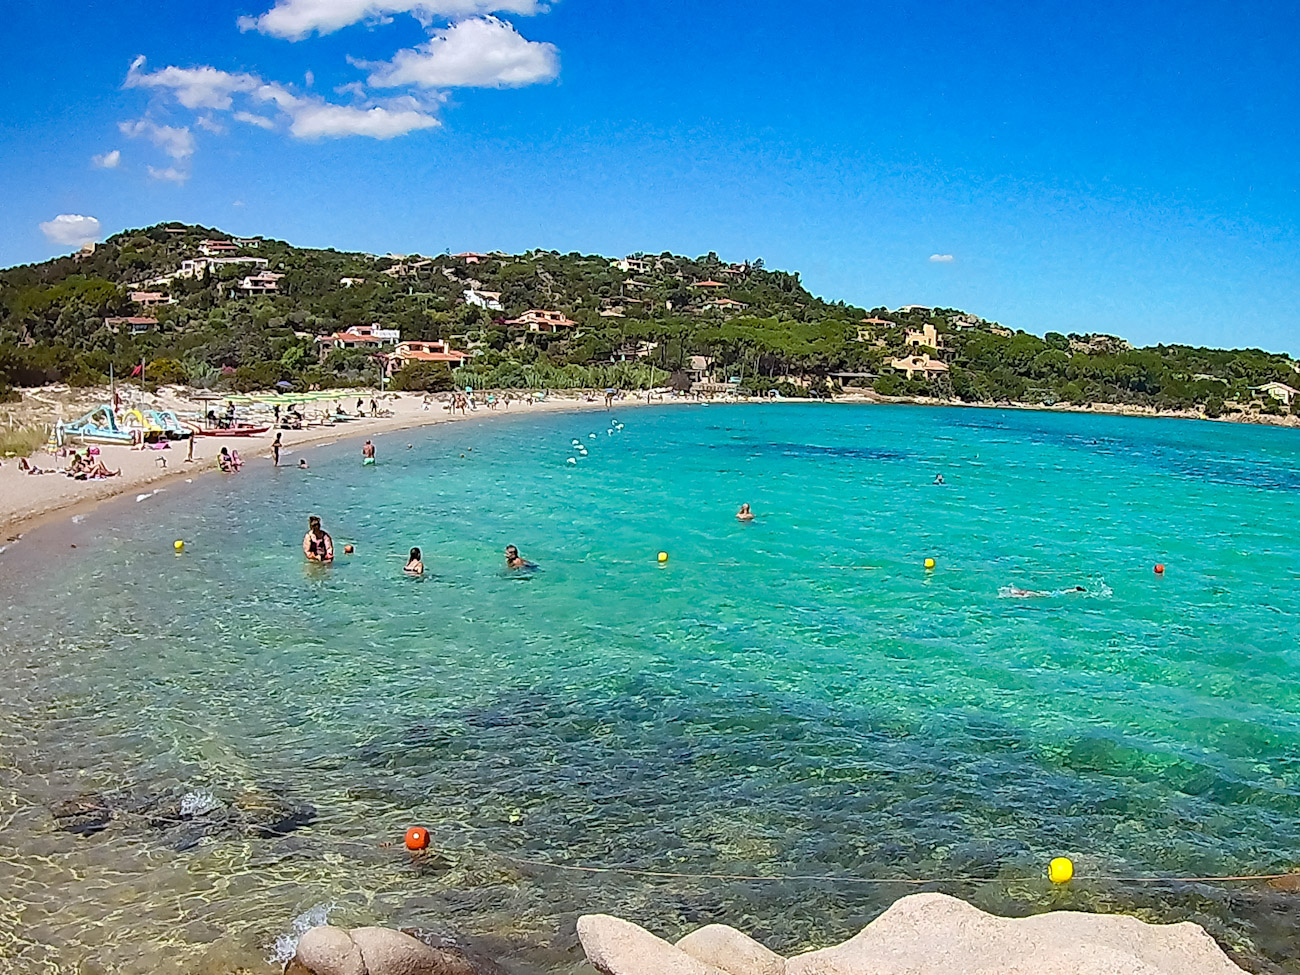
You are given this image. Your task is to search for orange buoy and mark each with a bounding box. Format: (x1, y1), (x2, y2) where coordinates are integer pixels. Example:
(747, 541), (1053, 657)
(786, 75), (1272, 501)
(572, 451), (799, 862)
(1154, 563), (1165, 575)
(404, 827), (430, 851)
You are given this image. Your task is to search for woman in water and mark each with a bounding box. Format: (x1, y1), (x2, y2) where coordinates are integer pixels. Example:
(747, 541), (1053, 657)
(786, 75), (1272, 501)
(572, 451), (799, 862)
(404, 547), (424, 575)
(736, 503), (755, 522)
(504, 545), (536, 570)
(303, 516), (334, 562)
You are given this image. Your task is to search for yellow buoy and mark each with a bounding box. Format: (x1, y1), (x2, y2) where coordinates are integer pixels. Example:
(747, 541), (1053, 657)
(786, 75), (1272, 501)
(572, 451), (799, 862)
(174, 540), (185, 552)
(1048, 856), (1074, 884)
(924, 557), (936, 570)
(657, 552), (669, 564)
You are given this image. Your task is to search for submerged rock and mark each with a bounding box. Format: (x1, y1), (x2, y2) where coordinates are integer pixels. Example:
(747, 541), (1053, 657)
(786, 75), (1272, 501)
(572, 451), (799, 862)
(288, 925), (504, 975)
(49, 794), (113, 836)
(48, 787), (315, 849)
(578, 893), (1251, 975)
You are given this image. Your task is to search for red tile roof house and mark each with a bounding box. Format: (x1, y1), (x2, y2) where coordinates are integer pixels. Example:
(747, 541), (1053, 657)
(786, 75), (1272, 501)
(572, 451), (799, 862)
(315, 323), (402, 358)
(235, 271), (285, 295)
(505, 310), (579, 334)
(199, 239), (240, 256)
(690, 280), (728, 288)
(704, 297), (748, 311)
(381, 340), (469, 375)
(453, 252), (489, 264)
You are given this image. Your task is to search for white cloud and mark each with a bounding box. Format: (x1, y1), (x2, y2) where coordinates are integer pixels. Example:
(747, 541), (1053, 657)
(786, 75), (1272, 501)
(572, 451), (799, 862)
(367, 16), (558, 88)
(92, 149), (121, 168)
(40, 214), (102, 247)
(119, 119), (196, 159)
(125, 55), (263, 110)
(239, 0), (546, 40)
(929, 254), (955, 263)
(255, 83), (439, 138)
(234, 111), (277, 129)
(148, 165), (190, 183)
(196, 114), (227, 134)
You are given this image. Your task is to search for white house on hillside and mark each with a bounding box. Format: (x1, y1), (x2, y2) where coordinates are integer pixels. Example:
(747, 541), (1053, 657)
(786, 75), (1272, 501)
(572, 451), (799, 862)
(463, 288), (503, 311)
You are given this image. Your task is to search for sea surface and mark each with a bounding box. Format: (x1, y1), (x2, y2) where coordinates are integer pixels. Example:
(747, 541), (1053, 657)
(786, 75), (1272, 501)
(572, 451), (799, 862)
(3, 403), (1300, 974)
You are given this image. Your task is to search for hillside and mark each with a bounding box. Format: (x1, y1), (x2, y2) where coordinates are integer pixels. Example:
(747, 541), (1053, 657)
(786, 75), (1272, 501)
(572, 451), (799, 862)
(2, 223), (1298, 417)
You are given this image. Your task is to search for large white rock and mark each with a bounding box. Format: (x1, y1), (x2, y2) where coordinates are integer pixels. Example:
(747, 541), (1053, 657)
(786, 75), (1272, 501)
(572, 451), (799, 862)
(577, 914), (735, 975)
(783, 892), (1248, 975)
(287, 926), (366, 975)
(287, 925), (490, 975)
(676, 924), (785, 975)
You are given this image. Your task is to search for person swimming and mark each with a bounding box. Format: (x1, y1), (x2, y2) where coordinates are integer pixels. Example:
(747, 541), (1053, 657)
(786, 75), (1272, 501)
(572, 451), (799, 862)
(1004, 585), (1086, 598)
(736, 503), (755, 522)
(934, 474), (945, 485)
(303, 516), (334, 562)
(504, 545), (536, 570)
(362, 440), (376, 464)
(404, 547), (424, 575)
(298, 458), (309, 469)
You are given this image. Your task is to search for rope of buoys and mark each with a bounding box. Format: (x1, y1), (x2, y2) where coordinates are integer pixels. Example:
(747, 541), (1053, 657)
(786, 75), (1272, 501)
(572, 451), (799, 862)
(391, 836), (1300, 890)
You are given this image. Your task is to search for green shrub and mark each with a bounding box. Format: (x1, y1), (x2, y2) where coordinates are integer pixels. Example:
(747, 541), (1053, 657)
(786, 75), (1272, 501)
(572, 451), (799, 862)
(389, 362), (455, 392)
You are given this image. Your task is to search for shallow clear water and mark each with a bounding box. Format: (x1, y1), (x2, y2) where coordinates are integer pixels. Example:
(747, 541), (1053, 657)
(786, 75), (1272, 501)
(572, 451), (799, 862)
(4, 404), (1300, 974)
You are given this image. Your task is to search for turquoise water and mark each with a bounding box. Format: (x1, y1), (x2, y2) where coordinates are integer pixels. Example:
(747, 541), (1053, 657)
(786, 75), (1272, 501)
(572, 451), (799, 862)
(3, 403), (1300, 974)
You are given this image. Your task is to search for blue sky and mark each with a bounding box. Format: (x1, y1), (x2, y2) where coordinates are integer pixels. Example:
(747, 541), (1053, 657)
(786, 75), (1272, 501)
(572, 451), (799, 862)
(2, 0), (1298, 352)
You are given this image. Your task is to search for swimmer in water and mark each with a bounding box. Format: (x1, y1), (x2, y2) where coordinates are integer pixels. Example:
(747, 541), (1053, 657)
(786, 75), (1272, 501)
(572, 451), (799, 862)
(404, 547), (424, 575)
(298, 458), (309, 469)
(504, 545), (536, 570)
(934, 473), (945, 485)
(303, 515), (334, 562)
(362, 440), (376, 463)
(736, 503), (755, 522)
(1006, 585), (1086, 598)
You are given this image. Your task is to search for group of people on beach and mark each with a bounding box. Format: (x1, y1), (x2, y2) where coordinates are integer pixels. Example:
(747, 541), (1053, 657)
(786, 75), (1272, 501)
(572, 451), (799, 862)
(61, 449), (120, 480)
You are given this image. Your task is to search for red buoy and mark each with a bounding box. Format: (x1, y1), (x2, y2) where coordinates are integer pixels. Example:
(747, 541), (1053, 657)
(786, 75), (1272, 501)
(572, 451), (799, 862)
(404, 827), (430, 851)
(1154, 564), (1165, 575)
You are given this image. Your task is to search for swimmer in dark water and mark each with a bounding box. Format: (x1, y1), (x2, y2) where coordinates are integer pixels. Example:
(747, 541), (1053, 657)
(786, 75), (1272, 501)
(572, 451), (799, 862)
(934, 474), (945, 485)
(404, 547), (424, 575)
(504, 545), (536, 570)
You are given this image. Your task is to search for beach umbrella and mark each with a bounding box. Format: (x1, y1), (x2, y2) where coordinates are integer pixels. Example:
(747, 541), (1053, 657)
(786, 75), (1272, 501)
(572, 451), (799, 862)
(275, 381), (293, 389)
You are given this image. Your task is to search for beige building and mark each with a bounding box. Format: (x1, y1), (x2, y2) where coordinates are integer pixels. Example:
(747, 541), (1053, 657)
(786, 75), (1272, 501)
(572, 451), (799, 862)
(889, 354), (950, 379)
(506, 309), (578, 333)
(1258, 382), (1299, 406)
(905, 322), (941, 349)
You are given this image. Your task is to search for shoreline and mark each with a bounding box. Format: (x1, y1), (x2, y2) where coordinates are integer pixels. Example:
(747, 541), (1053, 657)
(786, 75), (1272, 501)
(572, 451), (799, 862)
(0, 393), (645, 544)
(3, 388), (1295, 545)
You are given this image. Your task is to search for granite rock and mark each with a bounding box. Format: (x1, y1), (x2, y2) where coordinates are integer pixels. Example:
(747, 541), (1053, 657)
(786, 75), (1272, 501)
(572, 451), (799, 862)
(783, 892), (1249, 975)
(676, 924), (785, 975)
(578, 914), (735, 975)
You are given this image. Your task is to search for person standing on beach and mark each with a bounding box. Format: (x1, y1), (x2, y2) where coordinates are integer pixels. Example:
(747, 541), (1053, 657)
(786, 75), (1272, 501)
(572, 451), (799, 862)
(304, 516), (333, 562)
(272, 433), (282, 467)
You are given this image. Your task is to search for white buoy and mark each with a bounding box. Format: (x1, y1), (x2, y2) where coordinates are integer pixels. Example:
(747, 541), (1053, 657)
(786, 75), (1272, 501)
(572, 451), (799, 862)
(589, 433), (597, 439)
(567, 457), (577, 465)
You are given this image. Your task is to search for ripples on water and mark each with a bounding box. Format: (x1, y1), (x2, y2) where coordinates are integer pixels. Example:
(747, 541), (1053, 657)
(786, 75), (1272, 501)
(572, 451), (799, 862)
(2, 404), (1300, 973)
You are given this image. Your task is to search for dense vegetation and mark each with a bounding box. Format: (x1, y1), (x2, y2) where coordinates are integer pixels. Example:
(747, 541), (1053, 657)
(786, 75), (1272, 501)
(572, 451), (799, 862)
(2, 222), (1297, 416)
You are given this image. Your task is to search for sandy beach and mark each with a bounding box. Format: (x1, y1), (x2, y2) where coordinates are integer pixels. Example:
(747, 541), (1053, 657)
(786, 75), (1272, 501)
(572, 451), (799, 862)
(0, 389), (636, 541)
